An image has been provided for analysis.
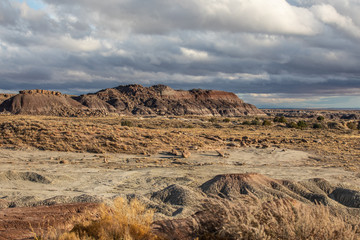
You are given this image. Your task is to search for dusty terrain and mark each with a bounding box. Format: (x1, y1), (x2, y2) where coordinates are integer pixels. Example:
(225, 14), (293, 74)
(0, 112), (359, 239)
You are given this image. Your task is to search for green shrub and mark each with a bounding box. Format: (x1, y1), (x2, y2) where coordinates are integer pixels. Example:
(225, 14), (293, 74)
(312, 123), (323, 129)
(274, 116), (287, 123)
(297, 120), (308, 129)
(262, 120), (272, 126)
(317, 116), (325, 121)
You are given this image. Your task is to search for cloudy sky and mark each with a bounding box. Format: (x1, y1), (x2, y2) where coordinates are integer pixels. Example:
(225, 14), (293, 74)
(1, 0), (360, 108)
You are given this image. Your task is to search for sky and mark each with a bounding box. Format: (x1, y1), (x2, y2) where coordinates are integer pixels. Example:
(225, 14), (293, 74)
(1, 0), (360, 108)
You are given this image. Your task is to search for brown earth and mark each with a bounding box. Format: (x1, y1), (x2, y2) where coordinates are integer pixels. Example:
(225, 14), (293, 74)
(0, 203), (99, 240)
(0, 85), (264, 117)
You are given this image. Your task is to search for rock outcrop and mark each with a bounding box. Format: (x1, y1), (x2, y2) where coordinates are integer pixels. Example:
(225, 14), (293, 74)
(76, 84), (264, 116)
(0, 84), (264, 116)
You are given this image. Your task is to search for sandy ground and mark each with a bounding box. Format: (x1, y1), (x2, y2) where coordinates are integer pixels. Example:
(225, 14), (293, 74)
(0, 146), (359, 206)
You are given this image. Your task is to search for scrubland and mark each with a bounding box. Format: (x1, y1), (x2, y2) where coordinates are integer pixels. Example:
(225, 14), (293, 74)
(0, 114), (359, 170)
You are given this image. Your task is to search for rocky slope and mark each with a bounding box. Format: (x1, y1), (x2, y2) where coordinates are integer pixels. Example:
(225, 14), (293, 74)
(0, 85), (264, 116)
(0, 94), (15, 105)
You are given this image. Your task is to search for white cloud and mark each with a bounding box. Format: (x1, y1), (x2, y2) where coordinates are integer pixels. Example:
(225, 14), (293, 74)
(51, 35), (102, 52)
(43, 0), (320, 35)
(180, 47), (209, 60)
(312, 4), (360, 38)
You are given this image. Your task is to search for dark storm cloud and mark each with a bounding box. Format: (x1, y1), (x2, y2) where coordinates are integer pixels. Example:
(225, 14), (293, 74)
(1, 0), (360, 107)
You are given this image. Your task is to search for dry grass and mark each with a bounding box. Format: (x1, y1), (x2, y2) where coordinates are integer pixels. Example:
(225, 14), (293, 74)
(34, 197), (161, 240)
(198, 198), (359, 240)
(32, 197), (360, 240)
(0, 115), (359, 170)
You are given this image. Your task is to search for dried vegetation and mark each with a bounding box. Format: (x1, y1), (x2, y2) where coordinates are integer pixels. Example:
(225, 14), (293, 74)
(0, 114), (359, 170)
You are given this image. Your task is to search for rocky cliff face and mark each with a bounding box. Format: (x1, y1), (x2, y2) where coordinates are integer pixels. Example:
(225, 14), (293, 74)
(0, 84), (264, 116)
(77, 84), (264, 116)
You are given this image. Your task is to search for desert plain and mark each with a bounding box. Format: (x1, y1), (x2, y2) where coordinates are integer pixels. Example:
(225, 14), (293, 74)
(0, 111), (359, 239)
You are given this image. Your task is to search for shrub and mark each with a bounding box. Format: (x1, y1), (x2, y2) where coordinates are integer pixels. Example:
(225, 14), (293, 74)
(317, 116), (325, 121)
(347, 122), (357, 130)
(287, 122), (298, 128)
(262, 120), (272, 126)
(327, 122), (338, 129)
(297, 120), (308, 129)
(312, 123), (323, 129)
(274, 116), (287, 123)
(223, 118), (231, 123)
(209, 117), (217, 123)
(121, 120), (133, 127)
(242, 120), (251, 125)
(251, 119), (261, 126)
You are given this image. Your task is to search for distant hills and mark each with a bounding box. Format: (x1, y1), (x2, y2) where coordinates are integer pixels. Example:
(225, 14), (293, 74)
(0, 84), (264, 117)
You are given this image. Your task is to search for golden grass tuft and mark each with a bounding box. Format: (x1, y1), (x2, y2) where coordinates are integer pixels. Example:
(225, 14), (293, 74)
(59, 198), (160, 240)
(33, 198), (161, 240)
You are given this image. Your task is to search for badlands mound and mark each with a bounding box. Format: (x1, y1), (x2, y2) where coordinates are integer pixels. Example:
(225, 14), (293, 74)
(154, 173), (360, 240)
(0, 85), (264, 116)
(0, 90), (87, 116)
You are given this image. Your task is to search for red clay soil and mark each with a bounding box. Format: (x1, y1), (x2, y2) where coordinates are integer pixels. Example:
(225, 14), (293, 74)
(0, 203), (99, 240)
